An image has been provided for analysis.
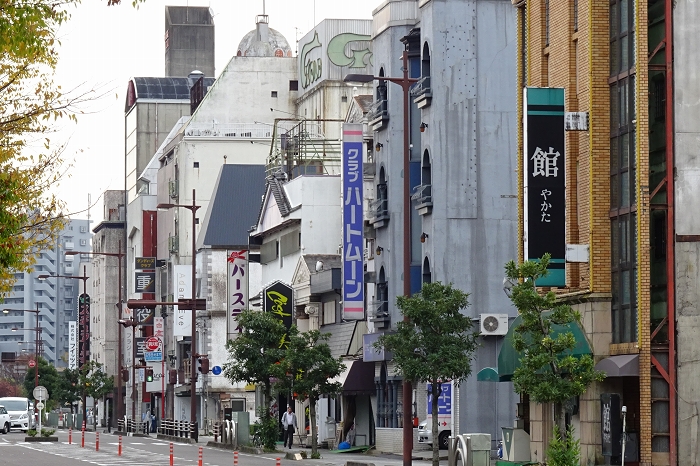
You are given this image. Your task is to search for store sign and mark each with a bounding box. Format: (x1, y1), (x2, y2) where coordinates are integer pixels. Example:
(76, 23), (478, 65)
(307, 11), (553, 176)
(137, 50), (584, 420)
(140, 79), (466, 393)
(264, 281), (293, 347)
(523, 87), (566, 286)
(68, 321), (77, 369)
(135, 257), (156, 270)
(173, 265), (192, 337)
(135, 272), (156, 293)
(227, 250), (248, 340)
(342, 123), (364, 320)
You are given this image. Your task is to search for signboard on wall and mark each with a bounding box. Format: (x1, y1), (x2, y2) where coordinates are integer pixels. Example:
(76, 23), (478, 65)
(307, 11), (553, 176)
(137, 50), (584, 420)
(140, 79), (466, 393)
(523, 87), (566, 286)
(227, 250), (249, 340)
(173, 265), (192, 337)
(264, 281), (293, 347)
(68, 321), (77, 369)
(342, 123), (364, 320)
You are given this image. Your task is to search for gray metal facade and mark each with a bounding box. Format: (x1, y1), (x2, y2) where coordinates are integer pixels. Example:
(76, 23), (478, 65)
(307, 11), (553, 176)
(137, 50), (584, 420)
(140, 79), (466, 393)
(164, 6), (215, 78)
(370, 0), (518, 443)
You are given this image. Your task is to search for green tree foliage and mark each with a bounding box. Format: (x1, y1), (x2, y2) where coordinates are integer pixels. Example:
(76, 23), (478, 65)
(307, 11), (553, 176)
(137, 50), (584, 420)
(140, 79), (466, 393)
(223, 309), (287, 450)
(278, 330), (343, 456)
(77, 361), (114, 401)
(546, 425), (580, 466)
(505, 254), (605, 437)
(377, 282), (479, 466)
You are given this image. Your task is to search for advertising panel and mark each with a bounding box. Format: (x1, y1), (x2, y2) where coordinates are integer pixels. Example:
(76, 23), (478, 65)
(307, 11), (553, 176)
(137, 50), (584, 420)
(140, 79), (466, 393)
(342, 123), (364, 320)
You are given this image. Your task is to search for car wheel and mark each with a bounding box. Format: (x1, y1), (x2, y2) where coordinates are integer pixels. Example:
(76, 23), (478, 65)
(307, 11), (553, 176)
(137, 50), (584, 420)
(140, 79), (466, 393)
(438, 431), (450, 450)
(1, 423), (8, 434)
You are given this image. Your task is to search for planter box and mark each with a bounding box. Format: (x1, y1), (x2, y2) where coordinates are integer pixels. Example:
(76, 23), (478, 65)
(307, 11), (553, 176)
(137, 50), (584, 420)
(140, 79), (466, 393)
(24, 436), (58, 442)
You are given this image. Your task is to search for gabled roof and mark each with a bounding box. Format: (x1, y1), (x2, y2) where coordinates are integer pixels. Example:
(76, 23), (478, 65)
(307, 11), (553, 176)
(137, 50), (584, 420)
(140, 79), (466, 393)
(198, 164), (266, 249)
(254, 172), (293, 230)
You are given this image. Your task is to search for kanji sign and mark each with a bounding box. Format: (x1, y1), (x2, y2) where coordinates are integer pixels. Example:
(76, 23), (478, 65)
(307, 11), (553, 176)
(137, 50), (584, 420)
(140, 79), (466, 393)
(135, 272), (156, 293)
(523, 87), (566, 286)
(134, 307), (154, 325)
(342, 123), (364, 320)
(227, 250), (248, 340)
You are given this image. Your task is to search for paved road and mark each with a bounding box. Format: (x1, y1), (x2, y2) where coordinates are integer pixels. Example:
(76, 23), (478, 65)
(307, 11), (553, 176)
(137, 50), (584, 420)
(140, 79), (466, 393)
(0, 430), (435, 466)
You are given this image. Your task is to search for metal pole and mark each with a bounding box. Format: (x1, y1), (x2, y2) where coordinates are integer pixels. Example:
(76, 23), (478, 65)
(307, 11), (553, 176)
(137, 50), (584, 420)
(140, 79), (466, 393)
(82, 265), (88, 426)
(35, 303), (39, 388)
(400, 49), (413, 466)
(117, 240), (124, 425)
(132, 323), (136, 432)
(190, 188), (198, 441)
(621, 405), (627, 466)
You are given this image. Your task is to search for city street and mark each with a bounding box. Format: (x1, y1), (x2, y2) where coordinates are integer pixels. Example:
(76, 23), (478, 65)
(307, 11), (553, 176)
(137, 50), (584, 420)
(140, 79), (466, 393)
(0, 430), (431, 466)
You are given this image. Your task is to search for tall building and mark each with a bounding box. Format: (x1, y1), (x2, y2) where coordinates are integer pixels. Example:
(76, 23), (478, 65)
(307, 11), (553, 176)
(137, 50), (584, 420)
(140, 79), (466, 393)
(0, 219), (92, 368)
(164, 6), (215, 78)
(512, 0), (683, 464)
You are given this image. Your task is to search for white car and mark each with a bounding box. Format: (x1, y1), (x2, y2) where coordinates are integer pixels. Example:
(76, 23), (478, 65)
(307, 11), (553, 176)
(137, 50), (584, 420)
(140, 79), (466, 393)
(0, 406), (10, 434)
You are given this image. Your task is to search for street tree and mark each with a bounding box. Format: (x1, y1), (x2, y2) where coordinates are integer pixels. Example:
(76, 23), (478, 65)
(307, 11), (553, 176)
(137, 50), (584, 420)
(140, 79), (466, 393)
(505, 254), (605, 437)
(223, 309), (287, 450)
(0, 378), (22, 397)
(23, 357), (62, 411)
(277, 329), (343, 456)
(376, 282), (479, 466)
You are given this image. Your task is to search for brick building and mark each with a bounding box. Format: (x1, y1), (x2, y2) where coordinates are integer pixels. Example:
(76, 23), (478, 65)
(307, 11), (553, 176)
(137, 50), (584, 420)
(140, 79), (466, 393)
(513, 0), (676, 464)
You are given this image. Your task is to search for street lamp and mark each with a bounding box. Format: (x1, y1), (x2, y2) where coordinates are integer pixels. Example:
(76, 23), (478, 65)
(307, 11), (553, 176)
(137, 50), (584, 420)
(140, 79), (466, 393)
(157, 189), (201, 441)
(345, 49), (417, 466)
(4, 304), (42, 390)
(65, 241), (125, 426)
(38, 267), (90, 425)
(117, 318), (139, 432)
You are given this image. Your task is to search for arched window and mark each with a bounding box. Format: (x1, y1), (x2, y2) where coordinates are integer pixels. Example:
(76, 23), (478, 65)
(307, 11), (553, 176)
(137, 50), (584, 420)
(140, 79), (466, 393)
(370, 68), (389, 124)
(421, 42), (431, 80)
(372, 167), (389, 226)
(422, 257), (432, 285)
(373, 266), (389, 330)
(416, 151), (433, 215)
(414, 42), (432, 103)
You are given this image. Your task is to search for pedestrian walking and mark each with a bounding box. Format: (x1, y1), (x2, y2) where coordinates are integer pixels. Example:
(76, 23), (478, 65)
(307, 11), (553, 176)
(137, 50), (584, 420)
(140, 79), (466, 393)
(282, 406), (297, 449)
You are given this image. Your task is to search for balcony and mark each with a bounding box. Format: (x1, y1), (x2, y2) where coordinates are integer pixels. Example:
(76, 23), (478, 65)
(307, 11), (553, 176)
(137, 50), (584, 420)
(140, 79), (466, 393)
(411, 183), (433, 216)
(411, 76), (432, 108)
(369, 197), (390, 229)
(367, 99), (389, 131)
(369, 300), (390, 330)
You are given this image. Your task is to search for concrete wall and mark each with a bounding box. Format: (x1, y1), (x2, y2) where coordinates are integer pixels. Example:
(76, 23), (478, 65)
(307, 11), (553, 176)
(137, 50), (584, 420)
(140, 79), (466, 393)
(674, 0), (700, 463)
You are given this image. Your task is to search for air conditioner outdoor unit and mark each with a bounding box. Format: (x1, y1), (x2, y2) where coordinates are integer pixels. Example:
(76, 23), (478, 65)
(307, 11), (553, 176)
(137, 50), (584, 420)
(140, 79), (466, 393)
(480, 314), (509, 336)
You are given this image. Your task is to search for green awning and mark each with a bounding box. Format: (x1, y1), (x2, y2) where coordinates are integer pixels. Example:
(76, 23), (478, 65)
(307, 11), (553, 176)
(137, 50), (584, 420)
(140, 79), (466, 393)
(476, 367), (500, 382)
(497, 314), (593, 382)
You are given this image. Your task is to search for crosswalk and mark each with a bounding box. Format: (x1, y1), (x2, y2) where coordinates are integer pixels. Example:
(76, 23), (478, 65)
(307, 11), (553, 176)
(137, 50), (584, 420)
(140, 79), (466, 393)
(15, 441), (198, 466)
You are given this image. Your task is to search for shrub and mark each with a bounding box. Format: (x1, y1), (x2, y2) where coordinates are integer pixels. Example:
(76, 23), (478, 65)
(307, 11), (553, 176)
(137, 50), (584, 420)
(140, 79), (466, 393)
(26, 429), (38, 437)
(546, 425), (580, 466)
(41, 428), (56, 437)
(311, 451), (321, 459)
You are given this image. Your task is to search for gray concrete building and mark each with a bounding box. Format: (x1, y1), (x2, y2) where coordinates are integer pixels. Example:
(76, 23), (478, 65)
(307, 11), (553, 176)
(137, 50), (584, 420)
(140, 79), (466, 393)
(0, 219), (92, 368)
(165, 6), (215, 78)
(367, 0), (518, 453)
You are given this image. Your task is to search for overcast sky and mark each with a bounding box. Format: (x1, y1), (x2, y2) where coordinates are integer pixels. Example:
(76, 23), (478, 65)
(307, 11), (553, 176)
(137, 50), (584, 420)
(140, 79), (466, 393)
(52, 0), (380, 222)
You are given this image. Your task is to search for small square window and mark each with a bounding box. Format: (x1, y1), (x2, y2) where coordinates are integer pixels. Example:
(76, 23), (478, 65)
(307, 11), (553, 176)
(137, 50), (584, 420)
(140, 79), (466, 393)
(271, 91), (278, 98)
(193, 161), (199, 168)
(195, 218), (200, 225)
(289, 80), (299, 91)
(341, 96), (348, 103)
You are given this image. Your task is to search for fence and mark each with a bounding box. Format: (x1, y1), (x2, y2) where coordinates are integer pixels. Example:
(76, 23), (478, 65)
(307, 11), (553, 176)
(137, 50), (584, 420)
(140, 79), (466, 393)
(158, 419), (196, 439)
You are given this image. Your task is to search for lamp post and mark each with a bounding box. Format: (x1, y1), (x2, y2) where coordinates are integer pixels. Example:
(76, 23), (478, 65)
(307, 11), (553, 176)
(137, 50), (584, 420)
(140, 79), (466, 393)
(345, 49), (417, 466)
(4, 304), (42, 388)
(118, 318), (139, 432)
(38, 267), (90, 425)
(65, 241), (125, 427)
(157, 188), (201, 441)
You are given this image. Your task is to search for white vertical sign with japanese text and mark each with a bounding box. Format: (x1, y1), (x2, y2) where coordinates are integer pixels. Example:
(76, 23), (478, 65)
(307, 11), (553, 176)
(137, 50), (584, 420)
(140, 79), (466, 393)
(173, 265), (192, 337)
(68, 321), (77, 369)
(227, 250), (248, 341)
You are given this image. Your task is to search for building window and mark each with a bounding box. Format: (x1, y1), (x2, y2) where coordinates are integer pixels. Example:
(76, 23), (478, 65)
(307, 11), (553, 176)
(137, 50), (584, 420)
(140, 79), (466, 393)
(271, 91), (278, 98)
(289, 80), (298, 91)
(545, 0), (550, 46)
(610, 0), (637, 344)
(574, 0), (578, 32)
(322, 301), (336, 325)
(422, 257), (432, 284)
(193, 161), (199, 168)
(341, 95), (348, 103)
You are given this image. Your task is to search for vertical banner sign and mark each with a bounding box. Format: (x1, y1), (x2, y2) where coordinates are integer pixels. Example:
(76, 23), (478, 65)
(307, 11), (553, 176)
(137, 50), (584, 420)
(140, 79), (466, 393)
(227, 250), (249, 340)
(68, 321), (77, 369)
(78, 294), (90, 366)
(342, 123), (365, 319)
(264, 281), (293, 347)
(524, 87), (566, 286)
(173, 265), (192, 337)
(123, 307), (133, 395)
(601, 393), (622, 457)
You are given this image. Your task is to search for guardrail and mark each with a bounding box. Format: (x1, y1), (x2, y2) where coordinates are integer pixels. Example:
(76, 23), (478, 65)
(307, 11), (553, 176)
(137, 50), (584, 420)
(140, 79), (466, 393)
(158, 419), (195, 439)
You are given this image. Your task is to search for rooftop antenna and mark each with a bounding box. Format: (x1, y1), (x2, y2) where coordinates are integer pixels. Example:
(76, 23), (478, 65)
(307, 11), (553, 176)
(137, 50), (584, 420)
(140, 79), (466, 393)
(263, 0), (266, 15)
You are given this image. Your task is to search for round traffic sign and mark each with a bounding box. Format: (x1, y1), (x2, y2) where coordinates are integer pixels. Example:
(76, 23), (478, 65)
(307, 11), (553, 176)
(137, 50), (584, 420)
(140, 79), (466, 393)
(33, 385), (49, 401)
(145, 337), (160, 351)
(28, 360), (36, 368)
(212, 366), (222, 375)
(35, 402), (44, 410)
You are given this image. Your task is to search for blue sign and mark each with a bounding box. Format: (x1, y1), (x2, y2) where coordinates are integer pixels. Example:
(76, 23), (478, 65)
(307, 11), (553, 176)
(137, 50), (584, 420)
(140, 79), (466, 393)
(144, 351), (162, 362)
(212, 365), (222, 376)
(342, 123), (364, 320)
(427, 382), (452, 415)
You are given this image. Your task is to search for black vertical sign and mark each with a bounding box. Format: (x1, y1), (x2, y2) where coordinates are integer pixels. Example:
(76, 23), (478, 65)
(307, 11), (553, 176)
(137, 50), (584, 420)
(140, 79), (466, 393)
(264, 281), (293, 348)
(78, 293), (90, 366)
(601, 393), (622, 458)
(524, 87), (566, 286)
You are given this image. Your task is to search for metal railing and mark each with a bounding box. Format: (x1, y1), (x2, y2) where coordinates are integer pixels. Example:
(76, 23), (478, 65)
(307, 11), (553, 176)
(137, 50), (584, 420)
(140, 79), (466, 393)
(410, 76), (432, 98)
(212, 420), (238, 447)
(158, 419), (196, 439)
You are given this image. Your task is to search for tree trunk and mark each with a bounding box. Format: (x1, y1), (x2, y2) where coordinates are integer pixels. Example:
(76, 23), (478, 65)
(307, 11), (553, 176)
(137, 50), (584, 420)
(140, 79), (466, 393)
(310, 398), (318, 456)
(431, 382), (440, 466)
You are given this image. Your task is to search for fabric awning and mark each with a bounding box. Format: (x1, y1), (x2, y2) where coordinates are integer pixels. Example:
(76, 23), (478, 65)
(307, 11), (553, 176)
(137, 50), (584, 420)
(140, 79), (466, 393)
(332, 360), (376, 395)
(594, 354), (639, 377)
(476, 367), (500, 382)
(497, 314), (593, 382)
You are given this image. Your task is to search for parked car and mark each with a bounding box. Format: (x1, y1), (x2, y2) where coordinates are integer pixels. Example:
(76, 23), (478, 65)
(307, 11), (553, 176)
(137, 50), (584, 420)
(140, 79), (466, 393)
(0, 406), (11, 434)
(0, 397), (33, 432)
